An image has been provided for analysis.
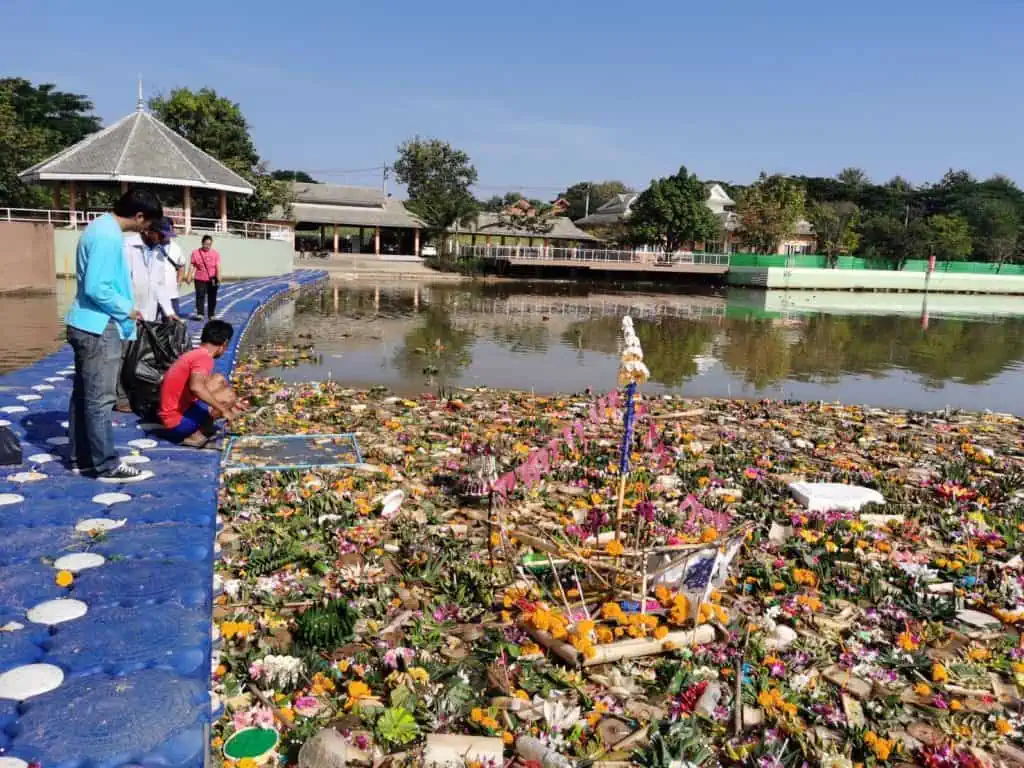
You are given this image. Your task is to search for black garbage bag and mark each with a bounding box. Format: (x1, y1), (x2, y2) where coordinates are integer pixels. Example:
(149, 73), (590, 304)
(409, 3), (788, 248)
(121, 319), (190, 419)
(0, 425), (22, 465)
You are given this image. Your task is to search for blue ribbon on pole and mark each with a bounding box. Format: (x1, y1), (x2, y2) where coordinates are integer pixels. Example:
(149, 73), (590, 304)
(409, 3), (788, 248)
(618, 381), (637, 475)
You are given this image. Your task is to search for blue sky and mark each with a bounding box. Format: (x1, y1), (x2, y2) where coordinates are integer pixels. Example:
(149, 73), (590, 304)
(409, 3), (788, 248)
(4, 0), (1022, 197)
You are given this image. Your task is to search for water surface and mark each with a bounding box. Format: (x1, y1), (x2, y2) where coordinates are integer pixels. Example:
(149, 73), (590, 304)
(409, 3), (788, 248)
(249, 280), (1024, 414)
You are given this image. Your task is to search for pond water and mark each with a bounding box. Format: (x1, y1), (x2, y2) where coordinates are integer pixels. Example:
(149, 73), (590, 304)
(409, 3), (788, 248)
(249, 280), (1024, 414)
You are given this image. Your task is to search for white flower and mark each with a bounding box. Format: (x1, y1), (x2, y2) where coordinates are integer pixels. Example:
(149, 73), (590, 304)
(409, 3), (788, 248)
(820, 756), (853, 768)
(617, 359), (650, 386)
(260, 654), (305, 688)
(538, 696), (582, 732)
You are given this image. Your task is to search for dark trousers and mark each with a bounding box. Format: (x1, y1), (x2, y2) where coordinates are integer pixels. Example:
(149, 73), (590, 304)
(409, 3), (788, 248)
(67, 320), (123, 474)
(194, 280), (218, 318)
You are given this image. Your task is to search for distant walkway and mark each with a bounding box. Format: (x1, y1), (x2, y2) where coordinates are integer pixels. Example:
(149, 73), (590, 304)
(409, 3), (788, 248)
(0, 271), (326, 767)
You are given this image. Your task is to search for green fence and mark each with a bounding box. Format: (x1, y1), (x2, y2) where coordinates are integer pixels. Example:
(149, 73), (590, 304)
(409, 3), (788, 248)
(729, 252), (1024, 275)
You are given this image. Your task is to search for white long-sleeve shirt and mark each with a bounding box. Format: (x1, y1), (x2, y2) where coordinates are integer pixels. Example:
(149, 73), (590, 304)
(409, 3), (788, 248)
(163, 241), (184, 300)
(124, 234), (176, 321)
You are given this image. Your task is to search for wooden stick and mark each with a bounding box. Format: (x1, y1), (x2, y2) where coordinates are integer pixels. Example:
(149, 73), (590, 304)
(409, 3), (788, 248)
(248, 683), (297, 731)
(733, 630), (749, 737)
(547, 554), (575, 620)
(613, 474), (627, 543)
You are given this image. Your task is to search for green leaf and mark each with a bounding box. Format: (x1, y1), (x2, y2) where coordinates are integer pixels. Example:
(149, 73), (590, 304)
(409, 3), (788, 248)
(377, 706), (420, 747)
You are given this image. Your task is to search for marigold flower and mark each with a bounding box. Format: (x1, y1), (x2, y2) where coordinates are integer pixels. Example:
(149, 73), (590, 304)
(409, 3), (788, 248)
(55, 570), (73, 588)
(654, 626), (669, 640)
(605, 539), (625, 557)
(503, 731), (515, 745)
(996, 718), (1013, 735)
(914, 683), (932, 697)
(932, 663), (949, 683)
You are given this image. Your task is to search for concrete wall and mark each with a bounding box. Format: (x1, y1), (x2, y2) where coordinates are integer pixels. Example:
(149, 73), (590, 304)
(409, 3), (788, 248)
(53, 229), (293, 279)
(0, 222), (57, 293)
(727, 266), (1024, 295)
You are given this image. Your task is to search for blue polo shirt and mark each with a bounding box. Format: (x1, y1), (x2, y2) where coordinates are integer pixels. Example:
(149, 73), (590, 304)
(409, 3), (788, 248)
(66, 214), (136, 340)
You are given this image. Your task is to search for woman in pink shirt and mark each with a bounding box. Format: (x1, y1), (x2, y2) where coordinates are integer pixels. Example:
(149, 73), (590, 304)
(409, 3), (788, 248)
(190, 235), (221, 319)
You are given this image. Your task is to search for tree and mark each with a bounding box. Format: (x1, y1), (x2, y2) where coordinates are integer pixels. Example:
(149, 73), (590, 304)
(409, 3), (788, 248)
(964, 199), (1020, 269)
(858, 214), (930, 270)
(393, 137), (477, 202)
(807, 201), (859, 266)
(0, 78), (101, 207)
(393, 137), (479, 256)
(559, 180), (631, 221)
(149, 87), (288, 220)
(1, 77), (101, 148)
(271, 170), (318, 183)
(927, 214), (973, 263)
(626, 165), (719, 255)
(736, 173), (806, 254)
(837, 167), (870, 187)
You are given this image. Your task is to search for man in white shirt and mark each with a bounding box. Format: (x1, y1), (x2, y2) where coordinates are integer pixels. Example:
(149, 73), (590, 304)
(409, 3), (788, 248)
(160, 220), (190, 318)
(124, 218), (178, 322)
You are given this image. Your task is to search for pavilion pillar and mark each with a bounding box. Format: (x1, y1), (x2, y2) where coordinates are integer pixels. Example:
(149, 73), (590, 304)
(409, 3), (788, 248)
(374, 226), (380, 257)
(52, 183), (61, 210)
(183, 187), (192, 234)
(120, 182), (129, 194)
(414, 228), (420, 256)
(543, 238), (549, 258)
(68, 181), (77, 228)
(333, 225), (339, 254)
(218, 190), (228, 232)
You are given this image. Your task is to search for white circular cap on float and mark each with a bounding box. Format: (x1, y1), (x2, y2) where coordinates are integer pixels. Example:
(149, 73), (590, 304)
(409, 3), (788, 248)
(121, 454), (150, 465)
(28, 598), (88, 625)
(45, 376), (64, 383)
(0, 493), (24, 506)
(0, 663), (64, 701)
(46, 435), (69, 446)
(32, 384), (55, 391)
(7, 472), (46, 483)
(0, 757), (30, 768)
(127, 438), (158, 450)
(16, 394), (41, 402)
(54, 553), (105, 572)
(28, 453), (58, 464)
(0, 420), (9, 427)
(92, 492), (131, 506)
(75, 517), (127, 533)
(1, 406), (28, 414)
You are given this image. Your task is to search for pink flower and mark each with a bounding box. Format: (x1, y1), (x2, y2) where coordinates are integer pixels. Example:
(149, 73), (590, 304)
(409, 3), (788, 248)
(248, 661), (265, 680)
(254, 706), (276, 729)
(294, 695), (321, 717)
(232, 709), (254, 730)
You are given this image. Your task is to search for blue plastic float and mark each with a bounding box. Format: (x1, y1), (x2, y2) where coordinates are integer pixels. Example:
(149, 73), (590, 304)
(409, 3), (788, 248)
(0, 271), (327, 766)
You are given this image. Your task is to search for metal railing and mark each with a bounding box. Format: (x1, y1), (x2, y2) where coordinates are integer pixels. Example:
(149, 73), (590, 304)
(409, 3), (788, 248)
(460, 244), (729, 267)
(0, 207), (293, 242)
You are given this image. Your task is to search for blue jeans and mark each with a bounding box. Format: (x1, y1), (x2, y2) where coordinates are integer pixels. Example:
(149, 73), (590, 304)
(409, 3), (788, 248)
(67, 321), (124, 474)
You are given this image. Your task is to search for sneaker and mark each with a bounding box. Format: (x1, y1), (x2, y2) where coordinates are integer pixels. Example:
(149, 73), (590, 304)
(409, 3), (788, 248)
(97, 463), (154, 484)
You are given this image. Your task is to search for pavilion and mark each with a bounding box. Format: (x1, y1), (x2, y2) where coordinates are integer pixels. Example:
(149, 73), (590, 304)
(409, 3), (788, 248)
(268, 182), (426, 256)
(18, 98), (253, 233)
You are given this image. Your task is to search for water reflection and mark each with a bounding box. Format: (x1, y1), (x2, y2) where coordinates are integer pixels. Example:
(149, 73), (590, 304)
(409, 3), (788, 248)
(251, 281), (1024, 413)
(0, 282), (75, 374)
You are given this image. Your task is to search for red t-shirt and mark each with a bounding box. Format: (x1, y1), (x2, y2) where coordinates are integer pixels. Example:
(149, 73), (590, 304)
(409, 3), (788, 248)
(159, 348), (215, 428)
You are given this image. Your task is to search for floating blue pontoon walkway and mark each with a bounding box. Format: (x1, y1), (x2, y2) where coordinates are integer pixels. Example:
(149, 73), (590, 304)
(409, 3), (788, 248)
(0, 270), (327, 768)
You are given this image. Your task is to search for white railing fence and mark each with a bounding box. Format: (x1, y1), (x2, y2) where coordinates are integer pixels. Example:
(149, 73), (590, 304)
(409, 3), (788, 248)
(0, 207), (293, 242)
(459, 244), (730, 267)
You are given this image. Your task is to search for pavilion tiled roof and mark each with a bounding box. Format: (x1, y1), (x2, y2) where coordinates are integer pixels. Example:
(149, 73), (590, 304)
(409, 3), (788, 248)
(19, 109), (254, 195)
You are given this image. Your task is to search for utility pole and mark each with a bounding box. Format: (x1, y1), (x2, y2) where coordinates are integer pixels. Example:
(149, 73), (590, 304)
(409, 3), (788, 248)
(382, 166), (389, 195)
(584, 182), (592, 218)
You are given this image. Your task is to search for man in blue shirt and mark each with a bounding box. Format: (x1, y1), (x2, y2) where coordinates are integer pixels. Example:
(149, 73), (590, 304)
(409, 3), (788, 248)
(67, 189), (163, 482)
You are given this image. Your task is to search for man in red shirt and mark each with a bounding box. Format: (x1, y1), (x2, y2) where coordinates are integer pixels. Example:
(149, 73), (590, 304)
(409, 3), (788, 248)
(158, 320), (242, 446)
